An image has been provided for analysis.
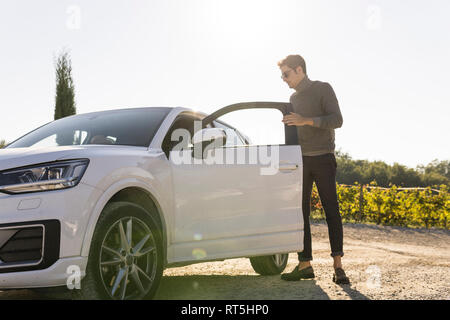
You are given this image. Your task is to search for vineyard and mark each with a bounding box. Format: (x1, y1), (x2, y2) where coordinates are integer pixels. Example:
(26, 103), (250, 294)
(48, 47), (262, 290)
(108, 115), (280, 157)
(311, 183), (450, 229)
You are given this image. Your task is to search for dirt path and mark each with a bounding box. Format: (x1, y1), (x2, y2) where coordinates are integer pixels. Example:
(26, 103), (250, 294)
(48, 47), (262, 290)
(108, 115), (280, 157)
(1, 222), (449, 300)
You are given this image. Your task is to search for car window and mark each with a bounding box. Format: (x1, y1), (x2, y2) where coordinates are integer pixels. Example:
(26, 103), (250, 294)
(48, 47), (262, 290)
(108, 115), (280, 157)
(213, 121), (247, 147)
(162, 114), (212, 154)
(214, 108), (285, 146)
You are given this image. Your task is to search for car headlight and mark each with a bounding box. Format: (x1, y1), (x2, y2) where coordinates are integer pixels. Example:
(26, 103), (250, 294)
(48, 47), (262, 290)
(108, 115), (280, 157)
(0, 159), (89, 194)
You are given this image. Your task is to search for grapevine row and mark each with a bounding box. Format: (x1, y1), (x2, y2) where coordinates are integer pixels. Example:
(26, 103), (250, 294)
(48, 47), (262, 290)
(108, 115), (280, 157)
(311, 183), (449, 229)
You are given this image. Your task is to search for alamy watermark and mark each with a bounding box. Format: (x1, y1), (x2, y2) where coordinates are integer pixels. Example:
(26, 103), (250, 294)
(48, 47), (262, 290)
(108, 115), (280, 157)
(169, 121), (281, 176)
(366, 5), (382, 30)
(66, 5), (82, 30)
(365, 265), (382, 289)
(66, 265), (81, 290)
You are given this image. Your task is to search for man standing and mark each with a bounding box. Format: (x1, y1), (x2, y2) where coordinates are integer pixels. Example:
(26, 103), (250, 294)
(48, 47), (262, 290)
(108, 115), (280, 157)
(279, 54), (350, 284)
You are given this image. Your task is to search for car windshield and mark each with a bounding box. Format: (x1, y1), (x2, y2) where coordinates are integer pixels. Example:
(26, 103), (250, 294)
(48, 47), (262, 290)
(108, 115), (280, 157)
(6, 107), (171, 148)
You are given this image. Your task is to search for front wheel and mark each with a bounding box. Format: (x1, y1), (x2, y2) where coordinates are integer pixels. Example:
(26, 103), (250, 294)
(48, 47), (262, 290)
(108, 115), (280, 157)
(249, 253), (288, 275)
(74, 201), (164, 300)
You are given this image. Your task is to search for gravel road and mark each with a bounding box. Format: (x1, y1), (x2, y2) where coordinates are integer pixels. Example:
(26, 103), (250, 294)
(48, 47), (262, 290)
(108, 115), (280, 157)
(1, 222), (449, 300)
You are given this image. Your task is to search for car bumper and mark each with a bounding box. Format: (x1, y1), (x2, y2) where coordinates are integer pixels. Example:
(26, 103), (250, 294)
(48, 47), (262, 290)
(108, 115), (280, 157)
(0, 182), (102, 287)
(0, 256), (87, 289)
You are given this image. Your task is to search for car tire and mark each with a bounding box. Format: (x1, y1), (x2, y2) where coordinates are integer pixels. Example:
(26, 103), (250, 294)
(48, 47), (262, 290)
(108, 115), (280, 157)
(73, 201), (164, 300)
(249, 254), (288, 275)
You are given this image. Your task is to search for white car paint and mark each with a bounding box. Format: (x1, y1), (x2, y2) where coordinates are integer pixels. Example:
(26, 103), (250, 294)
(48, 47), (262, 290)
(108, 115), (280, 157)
(0, 105), (303, 289)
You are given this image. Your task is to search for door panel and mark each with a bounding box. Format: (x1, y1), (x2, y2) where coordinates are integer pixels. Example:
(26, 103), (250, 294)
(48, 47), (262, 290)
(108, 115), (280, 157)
(169, 144), (303, 261)
(170, 147), (267, 242)
(168, 102), (304, 263)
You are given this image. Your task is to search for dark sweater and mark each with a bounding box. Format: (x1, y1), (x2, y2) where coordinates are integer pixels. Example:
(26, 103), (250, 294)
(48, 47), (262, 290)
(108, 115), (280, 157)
(290, 76), (343, 156)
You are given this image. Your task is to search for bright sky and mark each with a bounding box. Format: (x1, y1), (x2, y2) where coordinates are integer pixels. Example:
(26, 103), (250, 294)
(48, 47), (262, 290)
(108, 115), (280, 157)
(1, 0), (449, 168)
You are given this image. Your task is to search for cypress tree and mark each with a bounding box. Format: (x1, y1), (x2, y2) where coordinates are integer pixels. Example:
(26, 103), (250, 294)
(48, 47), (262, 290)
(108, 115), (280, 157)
(54, 50), (76, 120)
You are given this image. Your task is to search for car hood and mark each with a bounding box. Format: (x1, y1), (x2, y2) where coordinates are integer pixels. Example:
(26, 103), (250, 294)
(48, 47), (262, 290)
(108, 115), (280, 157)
(0, 145), (148, 171)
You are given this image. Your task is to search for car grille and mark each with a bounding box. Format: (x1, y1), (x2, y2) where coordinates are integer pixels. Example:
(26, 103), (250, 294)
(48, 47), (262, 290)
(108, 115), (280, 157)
(0, 220), (60, 273)
(0, 227), (43, 263)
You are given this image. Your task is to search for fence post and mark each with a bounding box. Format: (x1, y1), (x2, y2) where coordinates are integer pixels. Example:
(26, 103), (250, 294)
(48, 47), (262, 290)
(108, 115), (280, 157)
(359, 184), (364, 222)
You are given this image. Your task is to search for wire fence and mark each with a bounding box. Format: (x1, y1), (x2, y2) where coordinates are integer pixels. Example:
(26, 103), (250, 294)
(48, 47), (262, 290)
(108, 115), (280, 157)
(339, 184), (441, 194)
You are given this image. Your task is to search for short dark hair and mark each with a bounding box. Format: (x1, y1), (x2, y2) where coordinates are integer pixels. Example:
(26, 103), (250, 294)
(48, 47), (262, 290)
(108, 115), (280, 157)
(277, 54), (307, 75)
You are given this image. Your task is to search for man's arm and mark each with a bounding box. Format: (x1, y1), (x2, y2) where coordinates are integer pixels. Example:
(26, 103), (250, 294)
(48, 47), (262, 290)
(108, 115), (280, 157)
(282, 82), (343, 128)
(310, 82), (343, 129)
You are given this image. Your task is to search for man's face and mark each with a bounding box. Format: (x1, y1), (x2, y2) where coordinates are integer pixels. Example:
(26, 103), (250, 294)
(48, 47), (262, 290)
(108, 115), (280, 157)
(280, 65), (305, 89)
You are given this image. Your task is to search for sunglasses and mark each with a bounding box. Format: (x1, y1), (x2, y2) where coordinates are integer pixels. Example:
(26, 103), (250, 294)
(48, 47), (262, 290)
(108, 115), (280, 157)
(281, 69), (295, 79)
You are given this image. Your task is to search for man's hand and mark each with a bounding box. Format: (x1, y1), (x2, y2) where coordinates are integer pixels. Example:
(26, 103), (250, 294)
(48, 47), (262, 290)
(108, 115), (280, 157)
(282, 112), (314, 126)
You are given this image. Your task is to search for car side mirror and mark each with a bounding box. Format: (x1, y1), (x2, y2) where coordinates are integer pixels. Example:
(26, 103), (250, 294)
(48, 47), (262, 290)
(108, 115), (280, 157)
(191, 128), (227, 159)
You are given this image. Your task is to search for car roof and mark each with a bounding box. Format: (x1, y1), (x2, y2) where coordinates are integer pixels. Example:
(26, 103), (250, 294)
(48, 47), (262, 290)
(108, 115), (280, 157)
(65, 106), (174, 118)
(62, 106), (211, 119)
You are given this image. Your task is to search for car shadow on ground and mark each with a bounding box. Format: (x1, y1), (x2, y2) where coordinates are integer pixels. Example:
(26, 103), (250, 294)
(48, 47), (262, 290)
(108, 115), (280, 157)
(0, 289), (46, 300)
(0, 275), (370, 300)
(154, 274), (370, 300)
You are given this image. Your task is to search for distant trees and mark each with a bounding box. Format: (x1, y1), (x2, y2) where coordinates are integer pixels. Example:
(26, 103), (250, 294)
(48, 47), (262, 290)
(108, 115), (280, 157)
(335, 150), (449, 188)
(417, 160), (450, 185)
(54, 50), (76, 120)
(0, 139), (6, 148)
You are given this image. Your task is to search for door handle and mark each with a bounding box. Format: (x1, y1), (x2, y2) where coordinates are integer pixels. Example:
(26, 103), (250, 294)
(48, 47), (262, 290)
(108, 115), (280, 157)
(278, 163), (299, 171)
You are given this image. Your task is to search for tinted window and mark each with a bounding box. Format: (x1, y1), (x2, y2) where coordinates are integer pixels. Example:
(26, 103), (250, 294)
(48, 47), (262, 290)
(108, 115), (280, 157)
(6, 108), (171, 148)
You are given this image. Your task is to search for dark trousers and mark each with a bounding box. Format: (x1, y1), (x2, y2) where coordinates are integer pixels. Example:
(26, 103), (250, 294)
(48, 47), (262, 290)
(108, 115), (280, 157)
(298, 153), (344, 262)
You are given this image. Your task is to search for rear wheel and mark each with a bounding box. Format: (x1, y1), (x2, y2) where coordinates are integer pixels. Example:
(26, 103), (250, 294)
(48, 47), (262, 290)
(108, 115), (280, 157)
(74, 201), (164, 300)
(249, 253), (288, 275)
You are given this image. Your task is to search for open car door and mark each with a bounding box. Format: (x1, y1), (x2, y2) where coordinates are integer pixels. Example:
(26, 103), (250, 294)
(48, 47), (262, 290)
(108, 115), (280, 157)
(168, 102), (303, 264)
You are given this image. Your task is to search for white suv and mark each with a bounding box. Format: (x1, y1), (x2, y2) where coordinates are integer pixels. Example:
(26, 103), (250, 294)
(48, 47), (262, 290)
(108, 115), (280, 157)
(0, 102), (304, 299)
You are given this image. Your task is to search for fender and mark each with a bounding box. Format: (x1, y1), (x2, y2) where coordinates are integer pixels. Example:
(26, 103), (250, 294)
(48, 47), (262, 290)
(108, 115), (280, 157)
(80, 178), (171, 262)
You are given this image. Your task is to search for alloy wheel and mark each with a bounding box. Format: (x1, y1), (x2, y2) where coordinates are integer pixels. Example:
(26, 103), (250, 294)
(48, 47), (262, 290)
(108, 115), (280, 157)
(99, 216), (158, 300)
(272, 253), (287, 268)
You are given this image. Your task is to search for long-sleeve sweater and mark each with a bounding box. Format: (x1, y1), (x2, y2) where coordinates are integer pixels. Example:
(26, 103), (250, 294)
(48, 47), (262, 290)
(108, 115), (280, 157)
(290, 76), (343, 156)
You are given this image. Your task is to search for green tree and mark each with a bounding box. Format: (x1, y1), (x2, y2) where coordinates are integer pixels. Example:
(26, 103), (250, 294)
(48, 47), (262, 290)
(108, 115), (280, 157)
(417, 160), (449, 186)
(335, 150), (364, 184)
(424, 160), (449, 179)
(363, 161), (390, 186)
(335, 150), (449, 188)
(0, 139), (6, 148)
(54, 50), (76, 120)
(390, 163), (422, 187)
